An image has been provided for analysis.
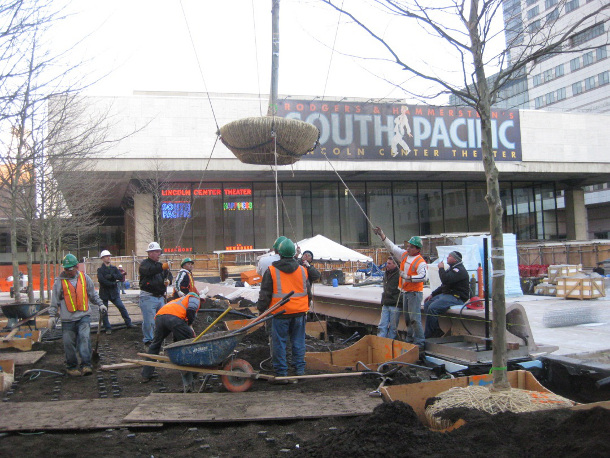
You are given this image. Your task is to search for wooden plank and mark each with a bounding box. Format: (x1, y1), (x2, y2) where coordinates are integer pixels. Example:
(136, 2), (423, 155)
(0, 338), (32, 351)
(0, 398), (162, 432)
(100, 362), (140, 371)
(0, 351), (46, 366)
(122, 358), (274, 380)
(124, 391), (382, 423)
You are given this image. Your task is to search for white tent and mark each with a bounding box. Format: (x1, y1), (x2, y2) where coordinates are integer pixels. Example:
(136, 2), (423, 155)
(296, 234), (373, 263)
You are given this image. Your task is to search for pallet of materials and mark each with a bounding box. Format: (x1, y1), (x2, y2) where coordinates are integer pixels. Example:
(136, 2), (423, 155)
(556, 276), (605, 300)
(547, 264), (580, 284)
(534, 282), (557, 296)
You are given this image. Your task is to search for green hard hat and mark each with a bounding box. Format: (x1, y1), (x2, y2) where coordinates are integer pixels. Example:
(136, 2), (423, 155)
(278, 238), (296, 258)
(181, 257), (194, 267)
(187, 292), (200, 299)
(407, 236), (422, 249)
(62, 254), (79, 268)
(272, 236), (287, 250)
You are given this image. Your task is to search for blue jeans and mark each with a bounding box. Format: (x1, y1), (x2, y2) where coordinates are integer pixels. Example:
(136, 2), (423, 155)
(403, 291), (425, 346)
(377, 305), (400, 339)
(424, 294), (464, 338)
(102, 296), (132, 330)
(271, 314), (306, 376)
(62, 316), (92, 369)
(139, 294), (165, 343)
(142, 314), (195, 387)
(118, 282), (126, 294)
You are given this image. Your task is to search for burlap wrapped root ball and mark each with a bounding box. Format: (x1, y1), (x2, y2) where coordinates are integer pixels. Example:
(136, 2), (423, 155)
(425, 385), (575, 430)
(219, 116), (319, 165)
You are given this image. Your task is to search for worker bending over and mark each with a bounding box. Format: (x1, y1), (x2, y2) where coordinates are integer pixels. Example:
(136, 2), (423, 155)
(256, 238), (320, 380)
(141, 292), (201, 392)
(49, 254), (107, 377)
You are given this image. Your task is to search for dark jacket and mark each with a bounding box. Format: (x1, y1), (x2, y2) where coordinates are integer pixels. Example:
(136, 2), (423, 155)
(432, 261), (470, 302)
(256, 256), (321, 316)
(381, 266), (400, 307)
(139, 258), (170, 297)
(97, 264), (123, 301)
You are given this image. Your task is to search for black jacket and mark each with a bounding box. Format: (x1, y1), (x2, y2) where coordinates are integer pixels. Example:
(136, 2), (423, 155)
(432, 261), (470, 302)
(381, 267), (400, 307)
(256, 257), (321, 316)
(139, 258), (171, 297)
(97, 264), (123, 301)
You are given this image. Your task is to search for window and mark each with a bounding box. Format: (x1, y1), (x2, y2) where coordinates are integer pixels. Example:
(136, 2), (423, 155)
(599, 71), (610, 86)
(582, 51), (594, 66)
(556, 87), (566, 101)
(533, 74), (542, 86)
(585, 76), (596, 90)
(526, 0), (538, 5)
(570, 57), (581, 71)
(565, 0), (579, 13)
(527, 6), (540, 19)
(546, 8), (559, 22)
(555, 64), (564, 77)
(571, 23), (604, 47)
(535, 96), (545, 108)
(529, 19), (542, 33)
(545, 0), (558, 8)
(543, 69), (554, 82)
(597, 46), (607, 61)
(572, 81), (583, 95)
(545, 92), (555, 105)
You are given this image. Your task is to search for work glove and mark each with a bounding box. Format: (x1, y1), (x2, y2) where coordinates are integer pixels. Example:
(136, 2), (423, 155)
(164, 279), (170, 286)
(189, 326), (195, 337)
(177, 291), (185, 297)
(399, 271), (411, 281)
(99, 304), (108, 315)
(162, 262), (170, 270)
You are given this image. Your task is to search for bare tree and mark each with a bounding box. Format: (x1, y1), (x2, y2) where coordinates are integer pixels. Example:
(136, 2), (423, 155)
(320, 0), (610, 389)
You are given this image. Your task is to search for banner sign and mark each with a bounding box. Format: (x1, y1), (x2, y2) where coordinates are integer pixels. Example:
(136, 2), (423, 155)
(278, 101), (521, 161)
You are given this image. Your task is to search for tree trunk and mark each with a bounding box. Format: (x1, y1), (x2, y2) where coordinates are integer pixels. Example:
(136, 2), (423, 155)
(468, 0), (509, 390)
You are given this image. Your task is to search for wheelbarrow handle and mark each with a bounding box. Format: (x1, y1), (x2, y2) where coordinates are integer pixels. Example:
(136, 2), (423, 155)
(228, 310), (285, 336)
(251, 291), (294, 325)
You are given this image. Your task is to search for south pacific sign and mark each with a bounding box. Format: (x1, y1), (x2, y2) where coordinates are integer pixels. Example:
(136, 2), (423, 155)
(278, 100), (521, 161)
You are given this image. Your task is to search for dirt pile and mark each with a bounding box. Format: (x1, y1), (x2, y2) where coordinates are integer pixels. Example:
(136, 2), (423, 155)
(299, 401), (610, 457)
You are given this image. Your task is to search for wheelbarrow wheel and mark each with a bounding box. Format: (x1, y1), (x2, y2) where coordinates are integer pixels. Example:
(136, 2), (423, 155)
(221, 359), (254, 392)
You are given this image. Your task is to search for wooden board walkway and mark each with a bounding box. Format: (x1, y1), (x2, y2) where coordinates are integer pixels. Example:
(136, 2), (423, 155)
(124, 391), (382, 423)
(0, 398), (161, 432)
(0, 351), (46, 366)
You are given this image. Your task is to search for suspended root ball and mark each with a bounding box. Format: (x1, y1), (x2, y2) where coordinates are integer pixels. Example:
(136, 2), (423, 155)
(219, 116), (320, 165)
(425, 385), (575, 430)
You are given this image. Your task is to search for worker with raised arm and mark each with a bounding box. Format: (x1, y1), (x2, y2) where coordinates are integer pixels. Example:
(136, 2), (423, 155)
(139, 242), (172, 347)
(97, 250), (133, 334)
(374, 227), (427, 350)
(49, 254), (106, 376)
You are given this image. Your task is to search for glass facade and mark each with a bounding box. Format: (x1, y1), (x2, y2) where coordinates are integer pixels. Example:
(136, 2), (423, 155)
(153, 180), (561, 252)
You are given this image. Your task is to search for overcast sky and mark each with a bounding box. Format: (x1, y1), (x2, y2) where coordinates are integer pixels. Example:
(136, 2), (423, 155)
(56, 0), (505, 104)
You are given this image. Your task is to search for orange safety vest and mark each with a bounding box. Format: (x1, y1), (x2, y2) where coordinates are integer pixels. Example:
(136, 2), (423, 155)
(269, 265), (309, 315)
(156, 295), (200, 321)
(399, 254), (425, 292)
(62, 272), (89, 312)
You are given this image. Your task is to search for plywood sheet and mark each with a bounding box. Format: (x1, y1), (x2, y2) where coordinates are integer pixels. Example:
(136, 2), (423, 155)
(124, 391), (382, 423)
(0, 398), (160, 432)
(0, 350), (46, 365)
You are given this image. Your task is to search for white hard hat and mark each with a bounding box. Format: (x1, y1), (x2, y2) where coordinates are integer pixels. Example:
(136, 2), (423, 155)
(100, 250), (111, 257)
(118, 265), (123, 268)
(146, 242), (162, 252)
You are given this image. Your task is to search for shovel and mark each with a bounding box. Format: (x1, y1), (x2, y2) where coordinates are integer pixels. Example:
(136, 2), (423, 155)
(92, 313), (103, 363)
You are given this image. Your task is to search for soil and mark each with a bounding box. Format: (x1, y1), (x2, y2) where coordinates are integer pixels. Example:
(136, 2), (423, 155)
(1, 304), (609, 457)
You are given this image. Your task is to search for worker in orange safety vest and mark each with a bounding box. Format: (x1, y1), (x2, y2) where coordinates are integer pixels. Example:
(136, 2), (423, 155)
(256, 238), (320, 381)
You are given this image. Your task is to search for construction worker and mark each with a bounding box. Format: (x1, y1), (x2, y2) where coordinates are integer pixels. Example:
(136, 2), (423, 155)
(117, 264), (127, 294)
(173, 257), (198, 299)
(424, 251), (469, 338)
(256, 236), (287, 276)
(139, 242), (172, 346)
(141, 292), (201, 391)
(377, 256), (401, 339)
(97, 250), (133, 334)
(49, 254), (107, 376)
(256, 238), (320, 380)
(374, 227), (427, 350)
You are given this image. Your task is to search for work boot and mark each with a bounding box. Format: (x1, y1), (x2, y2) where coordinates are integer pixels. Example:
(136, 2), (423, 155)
(82, 366), (93, 376)
(66, 368), (81, 377)
(106, 329), (112, 335)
